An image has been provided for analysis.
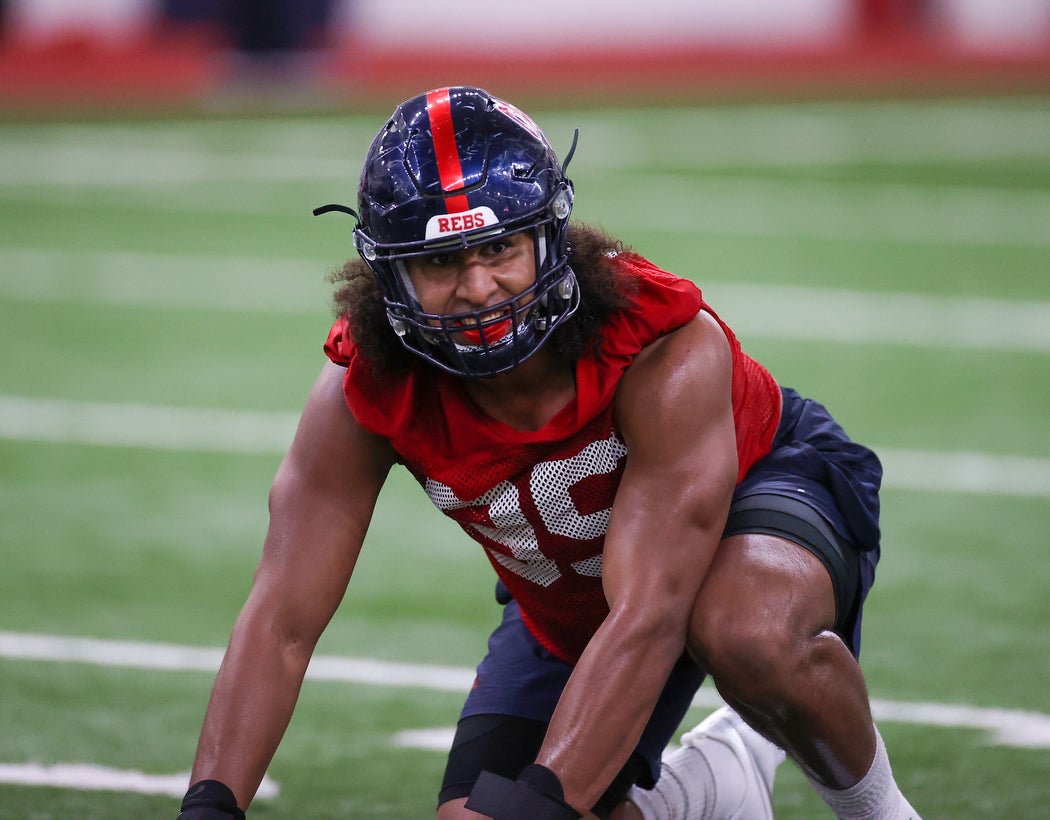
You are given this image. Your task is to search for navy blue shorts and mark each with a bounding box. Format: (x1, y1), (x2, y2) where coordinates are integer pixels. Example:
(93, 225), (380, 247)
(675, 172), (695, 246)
(441, 386), (883, 804)
(728, 386), (882, 657)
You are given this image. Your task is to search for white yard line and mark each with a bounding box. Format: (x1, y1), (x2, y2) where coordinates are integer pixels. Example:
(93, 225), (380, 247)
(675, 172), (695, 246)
(0, 630), (475, 692)
(0, 396), (300, 456)
(594, 173), (1050, 248)
(0, 248), (328, 315)
(3, 247), (1050, 353)
(2, 630), (1049, 751)
(876, 448), (1050, 497)
(1, 395), (1048, 497)
(706, 281), (1050, 354)
(0, 762), (279, 800)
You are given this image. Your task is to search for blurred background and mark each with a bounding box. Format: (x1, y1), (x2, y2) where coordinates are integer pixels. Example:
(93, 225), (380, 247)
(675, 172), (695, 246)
(0, 0), (1049, 113)
(1, 1), (1048, 818)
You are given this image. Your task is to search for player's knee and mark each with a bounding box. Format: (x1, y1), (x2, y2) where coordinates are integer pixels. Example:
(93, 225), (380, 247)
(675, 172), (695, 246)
(688, 605), (803, 704)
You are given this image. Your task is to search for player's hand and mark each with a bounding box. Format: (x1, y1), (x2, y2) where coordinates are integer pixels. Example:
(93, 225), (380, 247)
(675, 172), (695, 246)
(465, 764), (582, 819)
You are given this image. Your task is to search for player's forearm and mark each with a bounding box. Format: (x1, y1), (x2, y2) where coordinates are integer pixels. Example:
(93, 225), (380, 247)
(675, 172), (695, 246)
(190, 608), (316, 809)
(537, 605), (689, 813)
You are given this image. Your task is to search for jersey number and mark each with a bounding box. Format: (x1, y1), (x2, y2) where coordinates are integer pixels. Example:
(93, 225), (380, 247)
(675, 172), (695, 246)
(425, 432), (628, 586)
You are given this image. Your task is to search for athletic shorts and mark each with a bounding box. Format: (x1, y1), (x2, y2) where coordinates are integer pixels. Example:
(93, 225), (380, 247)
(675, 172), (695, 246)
(438, 386), (883, 812)
(728, 386), (883, 657)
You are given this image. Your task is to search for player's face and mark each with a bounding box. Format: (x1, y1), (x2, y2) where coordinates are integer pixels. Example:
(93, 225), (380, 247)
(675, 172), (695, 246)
(405, 231), (538, 347)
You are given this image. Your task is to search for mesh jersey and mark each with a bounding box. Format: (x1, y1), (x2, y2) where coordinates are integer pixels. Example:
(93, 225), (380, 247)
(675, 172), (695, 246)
(324, 253), (781, 663)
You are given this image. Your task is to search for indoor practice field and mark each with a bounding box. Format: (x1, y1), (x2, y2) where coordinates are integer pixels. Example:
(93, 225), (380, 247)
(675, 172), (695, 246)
(1, 96), (1049, 818)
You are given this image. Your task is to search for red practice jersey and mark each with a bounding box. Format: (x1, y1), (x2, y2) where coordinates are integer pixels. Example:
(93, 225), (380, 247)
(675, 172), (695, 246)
(325, 253), (781, 663)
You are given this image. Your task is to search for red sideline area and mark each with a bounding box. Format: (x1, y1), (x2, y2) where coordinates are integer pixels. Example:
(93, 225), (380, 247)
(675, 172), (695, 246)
(1, 26), (1049, 116)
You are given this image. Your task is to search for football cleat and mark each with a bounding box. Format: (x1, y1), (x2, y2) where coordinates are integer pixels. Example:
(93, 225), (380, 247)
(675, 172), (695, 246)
(678, 706), (786, 819)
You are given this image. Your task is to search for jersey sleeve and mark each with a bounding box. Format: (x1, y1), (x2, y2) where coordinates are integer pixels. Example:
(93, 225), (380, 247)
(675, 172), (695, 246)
(610, 253), (781, 481)
(580, 254), (705, 409)
(323, 316), (355, 366)
(612, 254), (705, 345)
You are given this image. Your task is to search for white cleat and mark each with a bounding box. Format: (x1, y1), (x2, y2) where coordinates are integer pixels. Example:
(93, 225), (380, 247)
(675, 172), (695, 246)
(679, 706), (787, 820)
(628, 706), (787, 820)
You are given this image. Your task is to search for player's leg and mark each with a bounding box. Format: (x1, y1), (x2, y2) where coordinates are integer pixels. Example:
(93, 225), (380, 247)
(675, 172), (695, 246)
(676, 386), (919, 819)
(686, 522), (918, 819)
(436, 714), (546, 819)
(445, 591), (785, 820)
(436, 595), (570, 818)
(438, 715), (652, 820)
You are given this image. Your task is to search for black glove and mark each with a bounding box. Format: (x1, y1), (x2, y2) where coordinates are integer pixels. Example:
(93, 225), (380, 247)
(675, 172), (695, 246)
(178, 779), (246, 819)
(465, 764), (582, 820)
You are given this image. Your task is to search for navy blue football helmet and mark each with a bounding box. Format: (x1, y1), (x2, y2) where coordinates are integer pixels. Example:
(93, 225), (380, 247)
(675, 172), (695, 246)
(316, 86), (579, 378)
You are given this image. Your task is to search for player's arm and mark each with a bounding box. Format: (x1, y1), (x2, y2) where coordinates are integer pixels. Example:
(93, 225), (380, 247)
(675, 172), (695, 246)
(184, 361), (395, 813)
(540, 310), (739, 813)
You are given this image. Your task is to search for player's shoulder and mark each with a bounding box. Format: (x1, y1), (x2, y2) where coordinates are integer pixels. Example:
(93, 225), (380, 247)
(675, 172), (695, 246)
(615, 311), (733, 424)
(630, 310), (731, 377)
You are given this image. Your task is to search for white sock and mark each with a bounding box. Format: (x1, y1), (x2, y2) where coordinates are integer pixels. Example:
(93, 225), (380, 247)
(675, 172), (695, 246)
(808, 727), (921, 820)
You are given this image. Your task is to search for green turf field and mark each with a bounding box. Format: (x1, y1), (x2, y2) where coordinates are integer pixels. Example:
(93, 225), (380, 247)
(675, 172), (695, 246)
(1, 96), (1048, 818)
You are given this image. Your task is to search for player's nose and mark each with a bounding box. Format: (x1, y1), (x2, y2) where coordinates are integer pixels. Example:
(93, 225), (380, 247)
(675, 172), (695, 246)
(454, 257), (500, 307)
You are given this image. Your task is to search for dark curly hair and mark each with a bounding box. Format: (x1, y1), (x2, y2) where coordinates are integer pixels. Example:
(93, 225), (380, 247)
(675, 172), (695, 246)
(328, 222), (638, 378)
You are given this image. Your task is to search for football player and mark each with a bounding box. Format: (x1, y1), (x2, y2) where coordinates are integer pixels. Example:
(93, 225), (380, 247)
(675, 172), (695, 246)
(179, 86), (920, 819)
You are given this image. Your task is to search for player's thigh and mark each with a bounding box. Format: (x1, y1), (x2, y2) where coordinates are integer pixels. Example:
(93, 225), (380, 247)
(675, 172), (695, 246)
(687, 530), (838, 675)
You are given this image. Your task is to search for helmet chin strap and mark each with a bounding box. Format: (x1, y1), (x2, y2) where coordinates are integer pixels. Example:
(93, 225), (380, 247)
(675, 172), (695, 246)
(393, 259), (422, 306)
(384, 259), (422, 340)
(536, 231), (549, 267)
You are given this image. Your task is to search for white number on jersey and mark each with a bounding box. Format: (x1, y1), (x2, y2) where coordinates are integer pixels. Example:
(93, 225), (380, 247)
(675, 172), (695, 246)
(424, 431), (628, 586)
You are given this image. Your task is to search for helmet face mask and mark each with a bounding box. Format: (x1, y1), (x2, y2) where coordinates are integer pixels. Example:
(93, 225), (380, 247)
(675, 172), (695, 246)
(347, 86), (580, 378)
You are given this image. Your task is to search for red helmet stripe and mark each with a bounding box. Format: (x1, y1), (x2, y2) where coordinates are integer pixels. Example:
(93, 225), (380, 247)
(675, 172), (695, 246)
(426, 88), (469, 213)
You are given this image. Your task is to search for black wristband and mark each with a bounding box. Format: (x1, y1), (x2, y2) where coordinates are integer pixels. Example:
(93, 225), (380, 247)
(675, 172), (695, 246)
(465, 764), (582, 820)
(178, 779), (246, 819)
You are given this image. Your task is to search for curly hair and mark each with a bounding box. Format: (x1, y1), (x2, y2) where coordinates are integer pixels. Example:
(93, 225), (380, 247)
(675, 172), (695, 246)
(328, 222), (638, 377)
